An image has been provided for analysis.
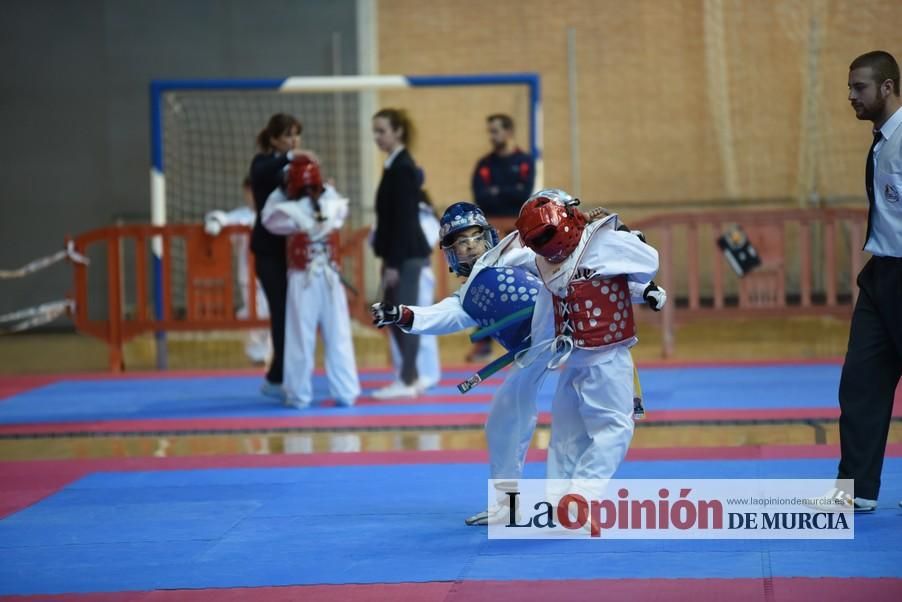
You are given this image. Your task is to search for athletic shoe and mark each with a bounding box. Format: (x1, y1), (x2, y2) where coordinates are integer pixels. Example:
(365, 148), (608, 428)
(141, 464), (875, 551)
(465, 504), (519, 526)
(260, 380), (285, 400)
(810, 488), (876, 513)
(371, 381), (418, 400)
(853, 497), (878, 512)
(416, 377), (440, 393)
(283, 396), (310, 409)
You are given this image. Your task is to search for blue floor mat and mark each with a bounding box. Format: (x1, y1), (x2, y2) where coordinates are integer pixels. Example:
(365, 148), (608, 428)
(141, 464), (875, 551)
(1, 455), (900, 595)
(0, 364), (844, 425)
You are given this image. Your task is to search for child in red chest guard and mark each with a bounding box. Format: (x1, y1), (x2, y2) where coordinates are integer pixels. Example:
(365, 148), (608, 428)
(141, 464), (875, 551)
(262, 156), (360, 408)
(515, 188), (665, 500)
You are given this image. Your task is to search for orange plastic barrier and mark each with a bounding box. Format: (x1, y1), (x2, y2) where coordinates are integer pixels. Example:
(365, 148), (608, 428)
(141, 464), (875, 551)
(68, 224), (370, 371)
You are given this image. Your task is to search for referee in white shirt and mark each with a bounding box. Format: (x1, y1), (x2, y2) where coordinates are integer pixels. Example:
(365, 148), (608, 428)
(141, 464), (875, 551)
(833, 50), (902, 512)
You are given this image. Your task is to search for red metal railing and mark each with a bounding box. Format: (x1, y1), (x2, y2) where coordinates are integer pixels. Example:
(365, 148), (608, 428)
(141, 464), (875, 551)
(68, 223), (372, 371)
(469, 210), (866, 357)
(70, 208), (867, 370)
(629, 207), (867, 356)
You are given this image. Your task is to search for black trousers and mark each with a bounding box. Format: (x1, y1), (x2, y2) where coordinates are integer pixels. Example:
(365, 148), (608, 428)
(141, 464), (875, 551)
(383, 258), (426, 386)
(255, 253), (288, 385)
(837, 256), (902, 500)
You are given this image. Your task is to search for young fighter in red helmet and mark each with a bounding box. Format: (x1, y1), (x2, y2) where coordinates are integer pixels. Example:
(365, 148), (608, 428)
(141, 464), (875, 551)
(515, 188), (663, 500)
(262, 156), (360, 408)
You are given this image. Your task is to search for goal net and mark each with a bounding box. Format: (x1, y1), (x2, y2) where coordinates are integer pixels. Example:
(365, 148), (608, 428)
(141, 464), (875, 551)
(148, 74), (541, 369)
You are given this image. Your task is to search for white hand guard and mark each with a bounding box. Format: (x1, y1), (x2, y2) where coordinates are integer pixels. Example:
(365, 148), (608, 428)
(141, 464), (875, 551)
(204, 211), (228, 236)
(643, 283), (667, 311)
(370, 302), (401, 328)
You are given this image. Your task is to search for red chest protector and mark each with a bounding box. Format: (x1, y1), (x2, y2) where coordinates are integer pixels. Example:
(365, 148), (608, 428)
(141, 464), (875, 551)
(552, 274), (635, 349)
(286, 231), (340, 271)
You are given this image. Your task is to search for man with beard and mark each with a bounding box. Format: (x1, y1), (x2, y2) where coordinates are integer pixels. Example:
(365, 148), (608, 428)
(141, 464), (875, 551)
(823, 50), (902, 513)
(471, 114), (535, 218)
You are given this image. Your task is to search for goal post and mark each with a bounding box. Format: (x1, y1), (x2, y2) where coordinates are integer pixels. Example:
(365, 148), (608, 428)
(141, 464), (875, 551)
(148, 73), (542, 368)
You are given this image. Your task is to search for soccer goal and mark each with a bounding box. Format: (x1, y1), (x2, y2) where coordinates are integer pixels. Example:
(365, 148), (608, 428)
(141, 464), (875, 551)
(148, 73), (542, 369)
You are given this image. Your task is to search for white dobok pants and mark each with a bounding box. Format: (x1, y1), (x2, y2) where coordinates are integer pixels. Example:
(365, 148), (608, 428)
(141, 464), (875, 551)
(486, 359), (550, 487)
(236, 277), (271, 364)
(284, 267), (360, 405)
(546, 345), (635, 497)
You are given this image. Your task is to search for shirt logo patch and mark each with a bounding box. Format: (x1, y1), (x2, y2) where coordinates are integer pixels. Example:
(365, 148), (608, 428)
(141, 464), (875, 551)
(886, 183), (900, 203)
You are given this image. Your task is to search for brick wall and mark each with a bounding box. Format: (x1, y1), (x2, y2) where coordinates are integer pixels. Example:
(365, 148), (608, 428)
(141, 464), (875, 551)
(376, 0), (901, 216)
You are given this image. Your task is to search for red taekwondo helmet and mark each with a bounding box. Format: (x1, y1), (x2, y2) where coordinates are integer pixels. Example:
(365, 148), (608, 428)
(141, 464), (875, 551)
(285, 155), (324, 200)
(515, 188), (586, 263)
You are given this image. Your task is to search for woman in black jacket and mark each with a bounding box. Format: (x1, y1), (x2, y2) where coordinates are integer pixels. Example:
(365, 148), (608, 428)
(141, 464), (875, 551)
(371, 108), (432, 399)
(249, 113), (301, 397)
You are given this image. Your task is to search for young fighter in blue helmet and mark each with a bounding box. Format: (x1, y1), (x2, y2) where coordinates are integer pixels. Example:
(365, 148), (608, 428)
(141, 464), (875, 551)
(372, 201), (555, 525)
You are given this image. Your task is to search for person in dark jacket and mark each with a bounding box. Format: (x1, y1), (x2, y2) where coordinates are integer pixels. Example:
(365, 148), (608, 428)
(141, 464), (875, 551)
(249, 113), (302, 398)
(468, 114), (536, 362)
(471, 114), (535, 218)
(370, 108), (431, 399)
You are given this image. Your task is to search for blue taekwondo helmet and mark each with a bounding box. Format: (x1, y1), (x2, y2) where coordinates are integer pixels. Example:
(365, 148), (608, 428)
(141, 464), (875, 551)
(439, 202), (500, 277)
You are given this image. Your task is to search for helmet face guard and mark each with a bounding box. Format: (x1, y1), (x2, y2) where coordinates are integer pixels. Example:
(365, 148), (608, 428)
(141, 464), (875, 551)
(439, 202), (499, 276)
(515, 189), (585, 263)
(442, 229), (498, 277)
(285, 156), (324, 200)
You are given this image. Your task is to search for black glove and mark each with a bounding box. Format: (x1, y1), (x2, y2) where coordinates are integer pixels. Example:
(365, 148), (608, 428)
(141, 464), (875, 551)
(371, 302), (401, 328)
(643, 282), (667, 311)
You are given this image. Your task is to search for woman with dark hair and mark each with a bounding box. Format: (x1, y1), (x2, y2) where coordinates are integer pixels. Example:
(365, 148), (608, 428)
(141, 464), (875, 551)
(249, 113), (302, 398)
(370, 108), (432, 399)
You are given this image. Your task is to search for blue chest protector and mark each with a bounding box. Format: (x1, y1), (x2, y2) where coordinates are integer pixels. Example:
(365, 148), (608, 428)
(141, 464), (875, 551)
(461, 266), (542, 351)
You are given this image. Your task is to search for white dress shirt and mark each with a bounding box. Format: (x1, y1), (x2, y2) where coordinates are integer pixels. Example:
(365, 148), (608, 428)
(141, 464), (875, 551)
(384, 145), (405, 169)
(865, 106), (902, 257)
